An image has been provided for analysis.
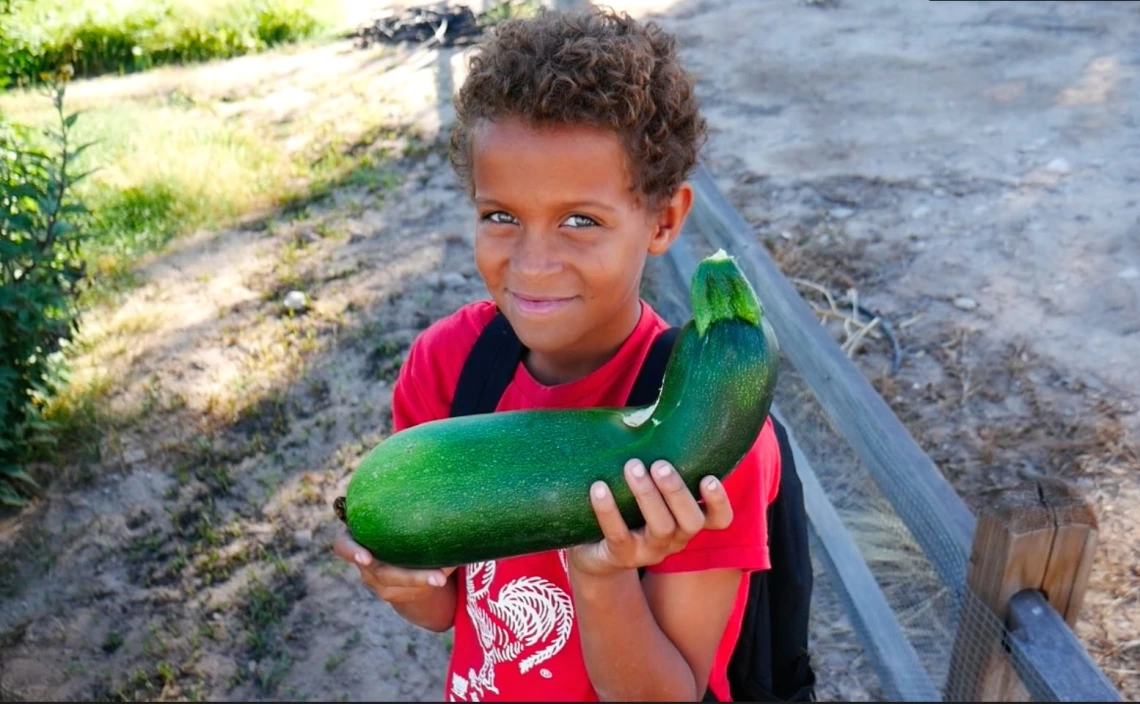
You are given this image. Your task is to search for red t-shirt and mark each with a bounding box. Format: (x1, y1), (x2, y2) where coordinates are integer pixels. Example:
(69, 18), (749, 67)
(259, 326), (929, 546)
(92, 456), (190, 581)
(391, 299), (781, 702)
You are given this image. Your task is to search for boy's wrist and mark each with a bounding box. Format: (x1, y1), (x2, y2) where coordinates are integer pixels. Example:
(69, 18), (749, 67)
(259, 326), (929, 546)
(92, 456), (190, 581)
(567, 559), (639, 599)
(391, 581), (457, 632)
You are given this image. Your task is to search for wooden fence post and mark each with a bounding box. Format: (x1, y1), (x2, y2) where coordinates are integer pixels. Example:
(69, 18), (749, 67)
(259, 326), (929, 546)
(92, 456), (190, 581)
(943, 477), (1098, 701)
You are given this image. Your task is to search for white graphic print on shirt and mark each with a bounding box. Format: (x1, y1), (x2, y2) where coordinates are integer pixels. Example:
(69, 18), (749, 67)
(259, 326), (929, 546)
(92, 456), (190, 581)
(449, 551), (575, 701)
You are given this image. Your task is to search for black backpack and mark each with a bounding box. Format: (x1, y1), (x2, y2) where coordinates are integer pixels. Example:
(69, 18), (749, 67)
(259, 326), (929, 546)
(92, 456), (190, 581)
(449, 311), (817, 702)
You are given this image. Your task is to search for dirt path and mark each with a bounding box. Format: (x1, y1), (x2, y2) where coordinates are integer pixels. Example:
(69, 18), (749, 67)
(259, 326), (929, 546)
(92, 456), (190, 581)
(1, 1), (1137, 701)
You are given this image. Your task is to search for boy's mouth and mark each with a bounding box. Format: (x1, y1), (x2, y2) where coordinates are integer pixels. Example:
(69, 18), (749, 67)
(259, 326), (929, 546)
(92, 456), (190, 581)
(508, 291), (576, 316)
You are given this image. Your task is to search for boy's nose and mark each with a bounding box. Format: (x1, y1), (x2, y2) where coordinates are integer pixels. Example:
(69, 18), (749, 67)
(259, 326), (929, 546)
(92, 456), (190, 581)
(511, 233), (563, 278)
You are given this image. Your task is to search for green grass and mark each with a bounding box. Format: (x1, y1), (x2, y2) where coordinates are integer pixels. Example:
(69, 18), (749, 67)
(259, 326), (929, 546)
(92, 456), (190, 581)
(62, 101), (286, 287)
(0, 85), (402, 304)
(0, 0), (338, 88)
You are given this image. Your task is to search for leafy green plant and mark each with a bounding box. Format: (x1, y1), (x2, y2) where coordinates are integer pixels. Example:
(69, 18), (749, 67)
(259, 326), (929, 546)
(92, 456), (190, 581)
(478, 0), (541, 27)
(0, 0), (334, 89)
(0, 73), (92, 505)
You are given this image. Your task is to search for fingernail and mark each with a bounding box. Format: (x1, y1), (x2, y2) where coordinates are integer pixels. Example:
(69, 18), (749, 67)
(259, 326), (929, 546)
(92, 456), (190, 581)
(429, 574), (445, 587)
(592, 482), (608, 499)
(629, 460), (646, 478)
(654, 462), (672, 478)
(703, 476), (719, 491)
(354, 552), (368, 565)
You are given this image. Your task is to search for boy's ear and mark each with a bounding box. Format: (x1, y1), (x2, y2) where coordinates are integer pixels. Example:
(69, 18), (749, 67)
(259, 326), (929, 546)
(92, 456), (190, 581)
(647, 182), (694, 256)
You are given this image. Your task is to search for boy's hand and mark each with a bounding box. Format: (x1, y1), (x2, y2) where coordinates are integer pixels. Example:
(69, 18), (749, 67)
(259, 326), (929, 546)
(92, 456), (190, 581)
(567, 459), (733, 578)
(333, 532), (457, 604)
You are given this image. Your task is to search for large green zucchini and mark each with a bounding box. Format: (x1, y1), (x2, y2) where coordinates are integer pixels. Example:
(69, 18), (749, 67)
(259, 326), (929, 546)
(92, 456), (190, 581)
(335, 250), (779, 568)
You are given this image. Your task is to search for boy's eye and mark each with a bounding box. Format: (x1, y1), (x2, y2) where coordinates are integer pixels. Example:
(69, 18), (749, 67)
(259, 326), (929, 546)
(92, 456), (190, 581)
(564, 214), (599, 228)
(484, 211), (518, 225)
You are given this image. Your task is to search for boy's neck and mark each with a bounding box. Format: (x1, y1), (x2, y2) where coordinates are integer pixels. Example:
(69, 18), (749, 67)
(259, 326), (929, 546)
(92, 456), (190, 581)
(522, 297), (644, 387)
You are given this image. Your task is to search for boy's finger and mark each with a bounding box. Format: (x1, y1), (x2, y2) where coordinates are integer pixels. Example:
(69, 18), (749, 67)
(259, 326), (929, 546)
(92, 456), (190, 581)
(627, 459), (676, 548)
(333, 532), (373, 567)
(589, 481), (635, 555)
(699, 476), (734, 530)
(362, 562), (452, 588)
(370, 583), (440, 604)
(649, 460), (705, 538)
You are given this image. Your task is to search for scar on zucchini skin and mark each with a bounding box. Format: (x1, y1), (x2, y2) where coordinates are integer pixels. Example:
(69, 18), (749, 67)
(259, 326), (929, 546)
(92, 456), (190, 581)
(333, 496), (347, 522)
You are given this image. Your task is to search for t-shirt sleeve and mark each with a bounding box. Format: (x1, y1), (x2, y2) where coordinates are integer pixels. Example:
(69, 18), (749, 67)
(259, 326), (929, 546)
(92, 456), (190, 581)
(391, 301), (497, 433)
(391, 332), (448, 432)
(647, 418), (781, 575)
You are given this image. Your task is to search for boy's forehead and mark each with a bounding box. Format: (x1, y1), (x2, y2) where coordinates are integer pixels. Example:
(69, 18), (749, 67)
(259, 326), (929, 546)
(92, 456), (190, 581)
(473, 118), (624, 159)
(471, 118), (636, 201)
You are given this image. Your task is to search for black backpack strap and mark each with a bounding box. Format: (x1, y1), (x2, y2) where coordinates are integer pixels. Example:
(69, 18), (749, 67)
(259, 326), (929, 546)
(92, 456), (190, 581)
(451, 316), (679, 418)
(449, 311), (526, 418)
(726, 415), (816, 702)
(626, 326), (681, 407)
(634, 326), (682, 584)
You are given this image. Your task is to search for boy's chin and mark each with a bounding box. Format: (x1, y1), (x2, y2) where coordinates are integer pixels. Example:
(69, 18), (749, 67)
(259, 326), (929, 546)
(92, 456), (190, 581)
(510, 320), (580, 354)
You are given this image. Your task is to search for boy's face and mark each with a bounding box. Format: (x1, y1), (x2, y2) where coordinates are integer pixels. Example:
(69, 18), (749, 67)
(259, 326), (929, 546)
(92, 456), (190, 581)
(469, 118), (689, 371)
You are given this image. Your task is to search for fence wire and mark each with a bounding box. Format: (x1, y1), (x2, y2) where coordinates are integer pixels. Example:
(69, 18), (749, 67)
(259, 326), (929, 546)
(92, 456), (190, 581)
(770, 358), (1070, 702)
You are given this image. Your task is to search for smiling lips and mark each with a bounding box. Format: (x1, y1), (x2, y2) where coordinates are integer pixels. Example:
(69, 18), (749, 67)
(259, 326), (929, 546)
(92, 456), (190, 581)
(509, 291), (576, 315)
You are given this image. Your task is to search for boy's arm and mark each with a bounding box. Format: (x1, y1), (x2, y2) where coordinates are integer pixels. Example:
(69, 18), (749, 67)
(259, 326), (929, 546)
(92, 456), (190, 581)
(570, 566), (743, 701)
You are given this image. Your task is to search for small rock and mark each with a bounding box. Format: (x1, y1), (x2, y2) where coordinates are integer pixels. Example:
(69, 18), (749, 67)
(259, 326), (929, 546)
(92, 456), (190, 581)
(829, 207), (855, 219)
(424, 153), (443, 170)
(123, 448), (147, 465)
(933, 188), (947, 198)
(283, 290), (308, 313)
(953, 296), (979, 311)
(1118, 267), (1139, 280)
(911, 205), (931, 219)
(249, 661), (259, 674)
(442, 272), (467, 289)
(349, 233), (365, 245)
(1044, 157), (1071, 175)
(425, 272), (443, 288)
(293, 529), (313, 548)
(983, 125), (999, 135)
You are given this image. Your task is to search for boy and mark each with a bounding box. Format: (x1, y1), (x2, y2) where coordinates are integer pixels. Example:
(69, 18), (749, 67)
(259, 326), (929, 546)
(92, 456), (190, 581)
(333, 7), (783, 701)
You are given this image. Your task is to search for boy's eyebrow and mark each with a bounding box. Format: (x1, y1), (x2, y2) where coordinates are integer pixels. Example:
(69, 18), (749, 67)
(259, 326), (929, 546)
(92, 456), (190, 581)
(475, 197), (618, 213)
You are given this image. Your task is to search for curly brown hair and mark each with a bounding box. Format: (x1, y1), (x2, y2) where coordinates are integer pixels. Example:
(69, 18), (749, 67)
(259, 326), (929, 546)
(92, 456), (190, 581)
(448, 6), (707, 207)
